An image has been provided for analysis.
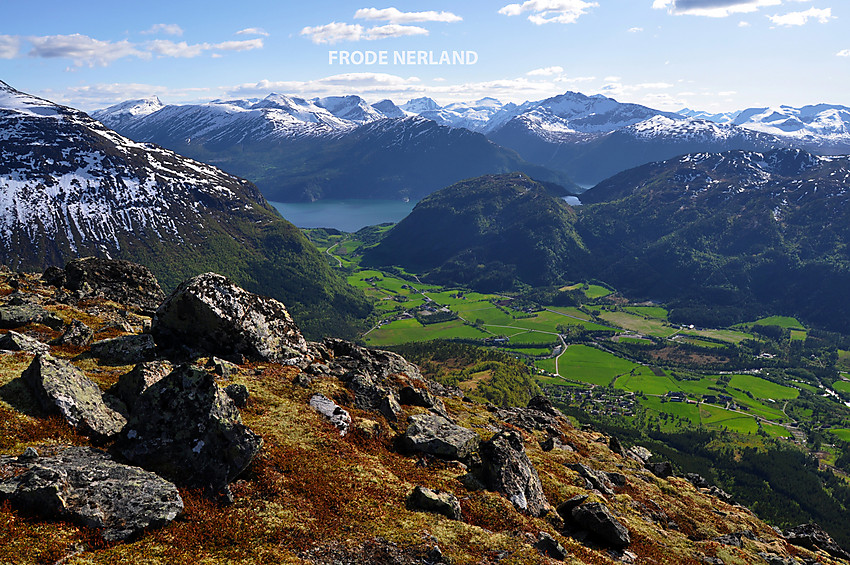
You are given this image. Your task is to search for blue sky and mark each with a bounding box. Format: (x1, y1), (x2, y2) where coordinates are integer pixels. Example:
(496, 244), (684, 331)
(1, 0), (847, 112)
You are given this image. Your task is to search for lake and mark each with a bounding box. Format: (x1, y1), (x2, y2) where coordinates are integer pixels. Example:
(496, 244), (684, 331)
(270, 199), (417, 233)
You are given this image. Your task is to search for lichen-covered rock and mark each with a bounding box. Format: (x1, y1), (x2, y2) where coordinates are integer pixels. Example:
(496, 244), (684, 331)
(567, 463), (616, 495)
(63, 257), (165, 313)
(784, 523), (850, 560)
(226, 383), (250, 408)
(0, 446), (182, 541)
(119, 365), (262, 492)
(478, 430), (550, 517)
(22, 353), (127, 439)
(108, 360), (174, 409)
(535, 532), (568, 560)
(406, 486), (462, 521)
(152, 273), (307, 362)
(401, 413), (479, 460)
(309, 394), (351, 436)
(0, 303), (63, 329)
(571, 502), (631, 549)
(49, 319), (94, 347)
(90, 334), (156, 364)
(0, 330), (49, 354)
(646, 461), (674, 479)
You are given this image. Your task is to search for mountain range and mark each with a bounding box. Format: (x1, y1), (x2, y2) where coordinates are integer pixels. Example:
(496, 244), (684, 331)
(0, 80), (370, 338)
(364, 148), (850, 332)
(95, 90), (850, 194)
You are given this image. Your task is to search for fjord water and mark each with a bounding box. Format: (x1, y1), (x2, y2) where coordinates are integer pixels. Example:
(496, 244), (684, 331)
(271, 199), (417, 233)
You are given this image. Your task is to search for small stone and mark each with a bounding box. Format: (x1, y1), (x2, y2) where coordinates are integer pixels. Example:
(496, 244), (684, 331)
(309, 394), (351, 436)
(646, 461), (674, 479)
(406, 486), (462, 521)
(535, 532), (567, 561)
(479, 430), (550, 517)
(401, 413), (479, 461)
(48, 319), (93, 347)
(293, 373), (312, 387)
(571, 502), (631, 549)
(0, 331), (50, 354)
(90, 334), (155, 364)
(20, 447), (39, 461)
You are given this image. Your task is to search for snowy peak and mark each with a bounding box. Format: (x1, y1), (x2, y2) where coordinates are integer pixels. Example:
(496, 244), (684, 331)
(401, 97), (441, 114)
(0, 81), (64, 120)
(91, 96), (164, 127)
(371, 99), (406, 119)
(314, 95), (384, 124)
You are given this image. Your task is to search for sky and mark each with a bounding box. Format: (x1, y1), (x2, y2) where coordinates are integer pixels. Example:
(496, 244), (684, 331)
(1, 0), (848, 113)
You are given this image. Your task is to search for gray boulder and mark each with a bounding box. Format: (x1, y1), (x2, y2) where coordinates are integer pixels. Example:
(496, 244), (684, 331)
(401, 413), (479, 460)
(0, 331), (49, 354)
(22, 353), (127, 439)
(90, 334), (156, 364)
(535, 532), (568, 561)
(406, 485), (462, 521)
(63, 257), (165, 313)
(567, 463), (615, 495)
(0, 446), (183, 541)
(119, 365), (262, 493)
(0, 303), (63, 329)
(225, 383), (250, 408)
(49, 319), (94, 347)
(784, 523), (850, 560)
(571, 502), (631, 549)
(309, 394), (351, 436)
(646, 461), (674, 479)
(108, 360), (174, 409)
(478, 430), (549, 517)
(152, 273), (307, 362)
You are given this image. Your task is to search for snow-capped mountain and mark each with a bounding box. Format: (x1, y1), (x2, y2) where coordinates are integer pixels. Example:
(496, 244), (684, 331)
(0, 80), (370, 337)
(90, 96), (164, 130)
(678, 104), (850, 154)
(487, 93), (790, 185)
(94, 93), (354, 147)
(677, 108), (740, 124)
(314, 95), (384, 124)
(371, 99), (405, 119)
(732, 104), (850, 153)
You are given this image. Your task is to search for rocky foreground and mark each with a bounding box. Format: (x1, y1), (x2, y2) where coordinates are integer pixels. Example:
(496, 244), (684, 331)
(0, 258), (847, 564)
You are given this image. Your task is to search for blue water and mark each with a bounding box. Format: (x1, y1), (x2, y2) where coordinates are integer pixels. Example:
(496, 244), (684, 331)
(270, 199), (417, 233)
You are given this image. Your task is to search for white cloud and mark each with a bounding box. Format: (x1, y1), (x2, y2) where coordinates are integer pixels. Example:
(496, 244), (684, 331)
(498, 0), (599, 24)
(141, 23), (184, 36)
(718, 90), (737, 96)
(768, 7), (833, 26)
(148, 40), (208, 58)
(653, 0), (782, 18)
(300, 22), (428, 44)
(236, 28), (270, 37)
(837, 49), (850, 57)
(628, 27), (644, 32)
(214, 38), (264, 51)
(0, 35), (20, 59)
(527, 65), (564, 76)
(363, 24), (429, 40)
(354, 8), (462, 23)
(27, 34), (148, 67)
(738, 20), (752, 26)
(300, 22), (365, 44)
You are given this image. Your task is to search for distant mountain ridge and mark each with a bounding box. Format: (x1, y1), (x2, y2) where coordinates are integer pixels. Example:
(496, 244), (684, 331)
(0, 80), (370, 338)
(95, 89), (850, 199)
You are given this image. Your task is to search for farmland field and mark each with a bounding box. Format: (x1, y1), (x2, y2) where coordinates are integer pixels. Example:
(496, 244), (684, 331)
(597, 309), (678, 338)
(539, 345), (642, 386)
(727, 374), (799, 400)
(752, 316), (805, 329)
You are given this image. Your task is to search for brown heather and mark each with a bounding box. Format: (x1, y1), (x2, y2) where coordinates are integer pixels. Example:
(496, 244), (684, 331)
(0, 275), (846, 564)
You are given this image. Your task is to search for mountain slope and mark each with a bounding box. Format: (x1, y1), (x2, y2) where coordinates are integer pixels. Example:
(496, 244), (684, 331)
(578, 148), (850, 330)
(0, 80), (370, 338)
(145, 116), (580, 202)
(362, 173), (588, 291)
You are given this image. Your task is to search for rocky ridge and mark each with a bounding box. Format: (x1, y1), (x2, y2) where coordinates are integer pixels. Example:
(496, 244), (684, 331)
(0, 259), (847, 564)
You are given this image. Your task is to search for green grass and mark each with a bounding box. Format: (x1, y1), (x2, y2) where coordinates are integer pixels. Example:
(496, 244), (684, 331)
(545, 306), (592, 321)
(561, 283), (612, 299)
(617, 337), (654, 346)
(839, 350), (850, 371)
(672, 335), (726, 349)
(727, 374), (799, 400)
(678, 328), (753, 344)
(615, 372), (683, 396)
(500, 346), (553, 356)
(597, 310), (678, 338)
(624, 306), (669, 320)
(540, 345), (641, 387)
(790, 330), (807, 341)
(829, 428), (850, 442)
(752, 316), (805, 329)
(500, 331), (559, 345)
(364, 318), (490, 346)
(832, 380), (850, 394)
